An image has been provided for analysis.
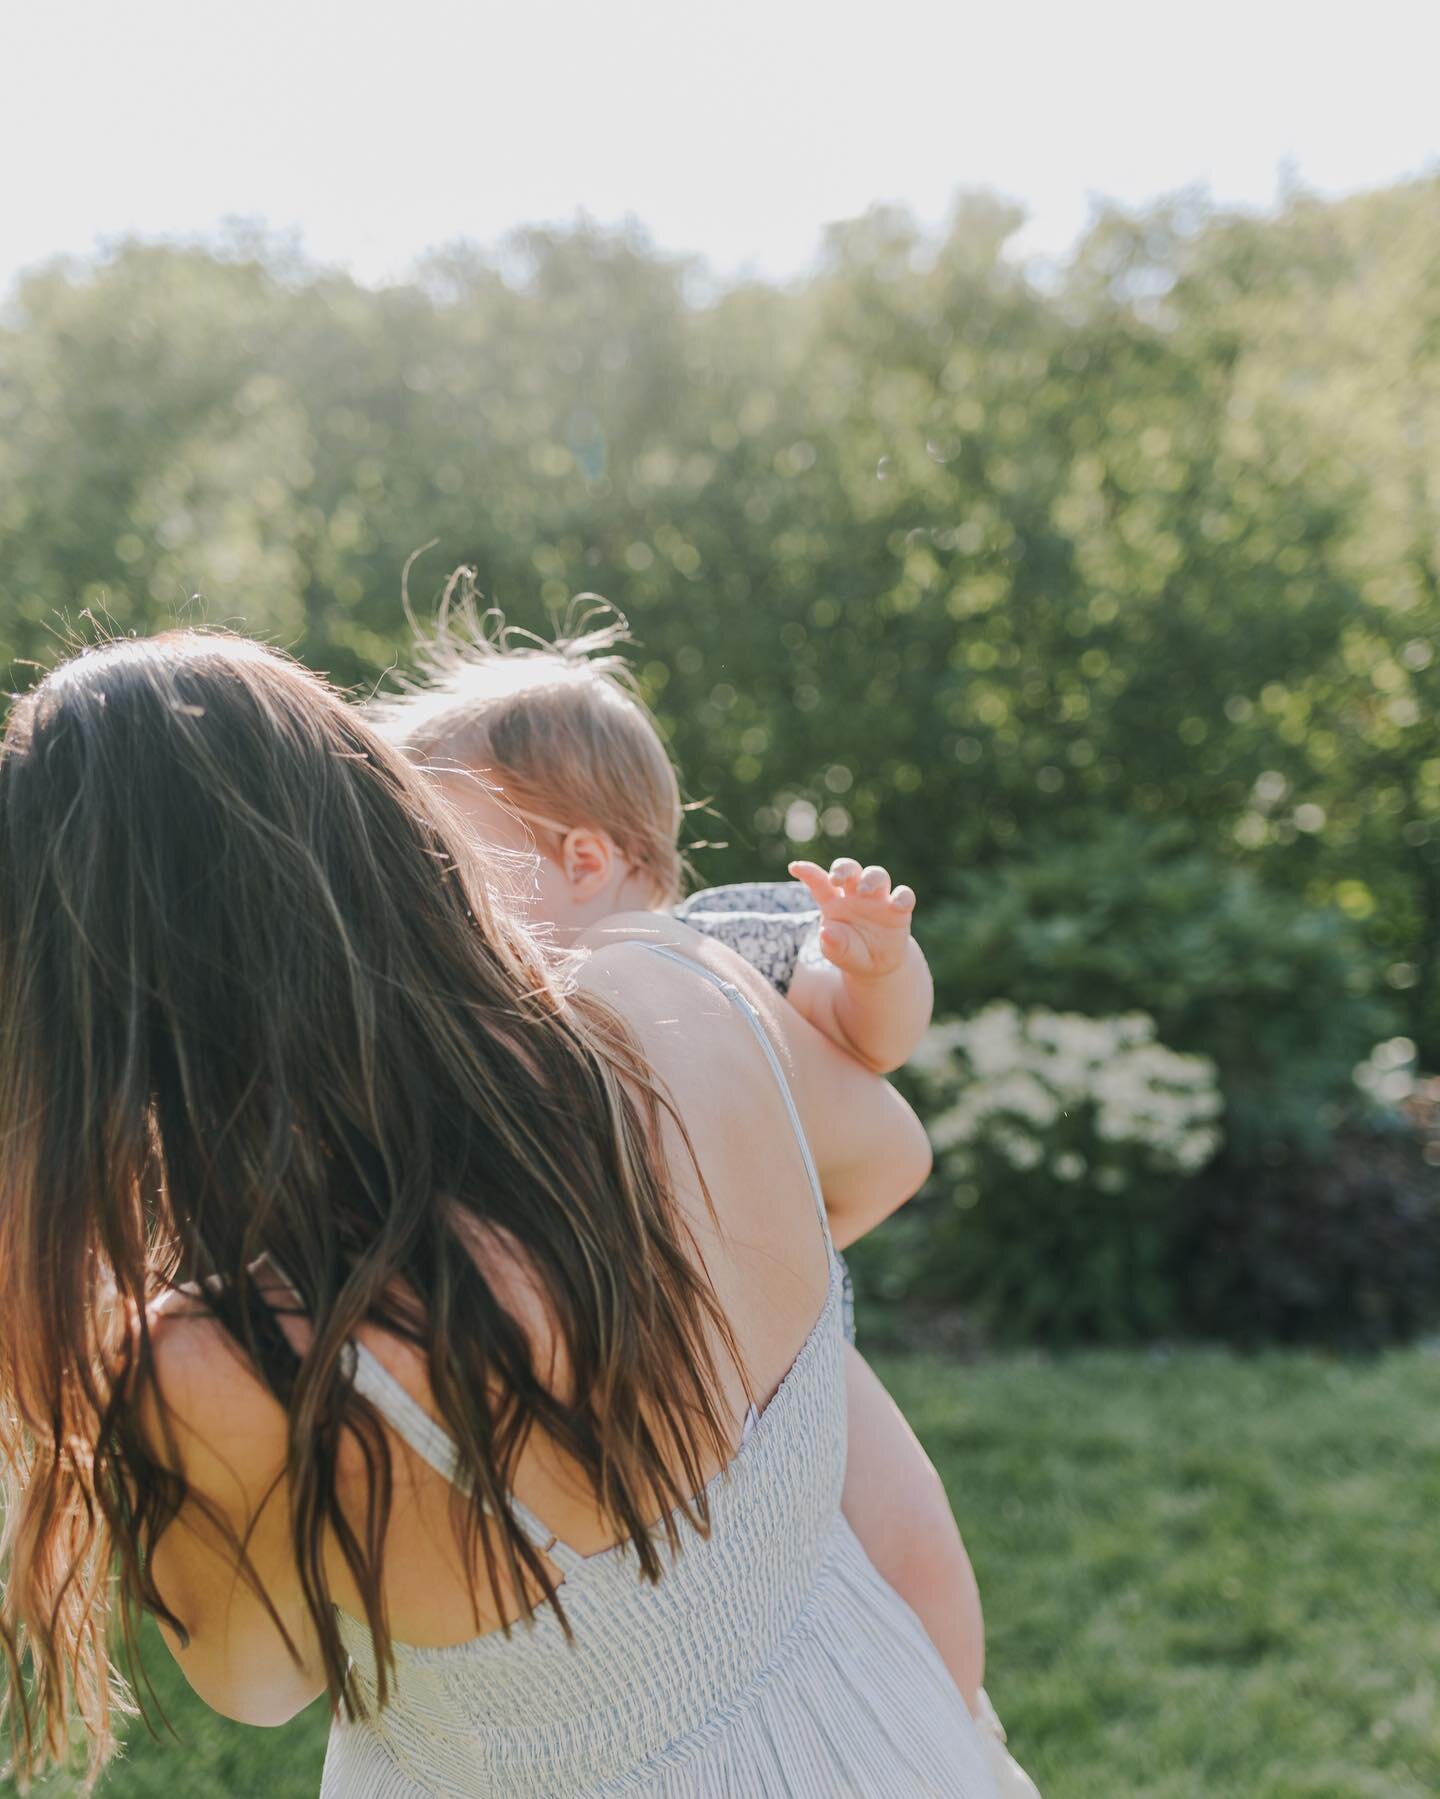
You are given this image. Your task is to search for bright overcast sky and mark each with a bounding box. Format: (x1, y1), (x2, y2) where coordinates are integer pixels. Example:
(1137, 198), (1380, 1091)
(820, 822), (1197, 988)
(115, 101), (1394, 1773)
(4, 0), (1437, 296)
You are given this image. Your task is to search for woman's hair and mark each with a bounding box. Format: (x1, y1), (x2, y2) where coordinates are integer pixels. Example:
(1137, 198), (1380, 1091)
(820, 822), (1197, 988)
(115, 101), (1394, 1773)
(368, 577), (686, 905)
(0, 629), (738, 1785)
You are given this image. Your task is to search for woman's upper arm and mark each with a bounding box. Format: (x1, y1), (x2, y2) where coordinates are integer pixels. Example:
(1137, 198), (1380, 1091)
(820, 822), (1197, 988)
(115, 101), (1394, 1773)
(140, 1311), (327, 1725)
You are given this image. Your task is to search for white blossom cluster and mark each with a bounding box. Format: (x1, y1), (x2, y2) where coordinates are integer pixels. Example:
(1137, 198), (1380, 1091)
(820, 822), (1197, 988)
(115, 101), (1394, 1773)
(1353, 1036), (1417, 1108)
(913, 1002), (1224, 1185)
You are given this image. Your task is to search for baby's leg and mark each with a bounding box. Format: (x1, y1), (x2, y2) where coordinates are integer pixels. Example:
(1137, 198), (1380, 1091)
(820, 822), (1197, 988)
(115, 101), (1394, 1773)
(842, 1345), (1042, 1794)
(840, 1341), (984, 1706)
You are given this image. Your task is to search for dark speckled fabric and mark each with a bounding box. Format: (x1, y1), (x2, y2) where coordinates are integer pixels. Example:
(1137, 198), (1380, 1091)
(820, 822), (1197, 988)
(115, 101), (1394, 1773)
(672, 880), (822, 997)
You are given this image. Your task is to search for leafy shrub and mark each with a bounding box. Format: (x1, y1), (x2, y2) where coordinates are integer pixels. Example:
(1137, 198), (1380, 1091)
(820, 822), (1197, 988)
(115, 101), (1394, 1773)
(847, 827), (1409, 1347)
(919, 822), (1393, 1160)
(868, 1002), (1223, 1343)
(1174, 1124), (1440, 1348)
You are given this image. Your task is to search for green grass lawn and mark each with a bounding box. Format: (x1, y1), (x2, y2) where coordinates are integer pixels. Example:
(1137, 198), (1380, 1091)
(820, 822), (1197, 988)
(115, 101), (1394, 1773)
(15, 1346), (1440, 1797)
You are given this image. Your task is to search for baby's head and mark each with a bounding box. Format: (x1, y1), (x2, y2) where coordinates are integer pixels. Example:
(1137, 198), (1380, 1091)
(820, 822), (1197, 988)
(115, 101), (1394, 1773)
(371, 594), (683, 931)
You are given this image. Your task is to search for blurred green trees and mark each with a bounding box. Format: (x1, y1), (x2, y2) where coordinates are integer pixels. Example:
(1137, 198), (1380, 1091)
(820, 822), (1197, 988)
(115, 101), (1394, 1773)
(2, 184), (1437, 1062)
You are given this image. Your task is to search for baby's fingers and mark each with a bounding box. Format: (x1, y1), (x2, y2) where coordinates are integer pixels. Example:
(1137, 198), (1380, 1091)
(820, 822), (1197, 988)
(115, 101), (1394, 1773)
(890, 884), (916, 913)
(829, 857), (863, 894)
(788, 859), (837, 904)
(856, 865), (892, 901)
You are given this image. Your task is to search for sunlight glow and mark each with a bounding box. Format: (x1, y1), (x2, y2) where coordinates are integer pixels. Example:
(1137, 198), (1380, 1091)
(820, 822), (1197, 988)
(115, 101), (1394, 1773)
(4, 0), (1438, 292)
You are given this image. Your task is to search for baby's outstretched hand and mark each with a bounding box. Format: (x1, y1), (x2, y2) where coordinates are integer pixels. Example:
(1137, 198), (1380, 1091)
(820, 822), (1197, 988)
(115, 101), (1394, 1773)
(787, 857), (916, 980)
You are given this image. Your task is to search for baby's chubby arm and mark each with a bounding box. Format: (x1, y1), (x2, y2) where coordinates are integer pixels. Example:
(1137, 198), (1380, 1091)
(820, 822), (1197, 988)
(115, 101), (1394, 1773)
(785, 857), (934, 1074)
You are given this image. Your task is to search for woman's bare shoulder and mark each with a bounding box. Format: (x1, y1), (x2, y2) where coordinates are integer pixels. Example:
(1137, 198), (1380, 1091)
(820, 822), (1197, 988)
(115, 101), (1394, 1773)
(141, 1283), (289, 1491)
(575, 909), (700, 956)
(570, 914), (790, 1135)
(576, 910), (787, 1023)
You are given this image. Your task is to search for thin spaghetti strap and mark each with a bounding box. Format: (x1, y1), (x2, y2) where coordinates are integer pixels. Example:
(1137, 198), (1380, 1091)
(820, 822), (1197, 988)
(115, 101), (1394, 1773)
(343, 1341), (466, 1486)
(344, 1343), (585, 1573)
(266, 1259), (582, 1573)
(622, 940), (833, 1248)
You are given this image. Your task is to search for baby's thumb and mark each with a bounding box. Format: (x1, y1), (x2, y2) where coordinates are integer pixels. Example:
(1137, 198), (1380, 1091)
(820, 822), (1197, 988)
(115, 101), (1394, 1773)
(819, 922), (854, 965)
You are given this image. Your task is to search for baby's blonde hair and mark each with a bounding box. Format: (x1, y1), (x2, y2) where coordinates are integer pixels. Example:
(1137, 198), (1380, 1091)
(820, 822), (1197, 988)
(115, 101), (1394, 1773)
(371, 574), (685, 905)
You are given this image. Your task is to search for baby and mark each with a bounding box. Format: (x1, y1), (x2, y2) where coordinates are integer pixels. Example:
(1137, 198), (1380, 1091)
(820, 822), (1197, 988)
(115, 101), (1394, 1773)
(371, 601), (1036, 1795)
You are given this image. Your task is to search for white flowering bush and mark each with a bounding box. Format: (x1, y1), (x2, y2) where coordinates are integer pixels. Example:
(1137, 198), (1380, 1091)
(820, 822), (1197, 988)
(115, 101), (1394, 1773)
(895, 1003), (1223, 1340)
(1353, 1036), (1418, 1113)
(915, 1003), (1223, 1183)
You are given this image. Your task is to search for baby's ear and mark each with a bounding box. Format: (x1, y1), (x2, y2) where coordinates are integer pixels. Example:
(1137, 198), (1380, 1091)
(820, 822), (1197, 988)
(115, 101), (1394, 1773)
(562, 826), (618, 900)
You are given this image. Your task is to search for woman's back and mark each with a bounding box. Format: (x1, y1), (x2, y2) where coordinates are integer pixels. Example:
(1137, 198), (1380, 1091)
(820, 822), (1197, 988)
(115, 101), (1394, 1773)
(318, 942), (996, 1795)
(291, 929), (840, 1648)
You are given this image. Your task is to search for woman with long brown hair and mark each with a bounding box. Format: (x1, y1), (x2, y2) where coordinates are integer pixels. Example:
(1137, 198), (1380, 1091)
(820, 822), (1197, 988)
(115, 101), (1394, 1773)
(0, 630), (995, 1795)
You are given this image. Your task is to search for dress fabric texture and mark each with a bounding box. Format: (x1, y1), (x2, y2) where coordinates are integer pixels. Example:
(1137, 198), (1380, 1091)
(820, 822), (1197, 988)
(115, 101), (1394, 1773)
(320, 941), (995, 1797)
